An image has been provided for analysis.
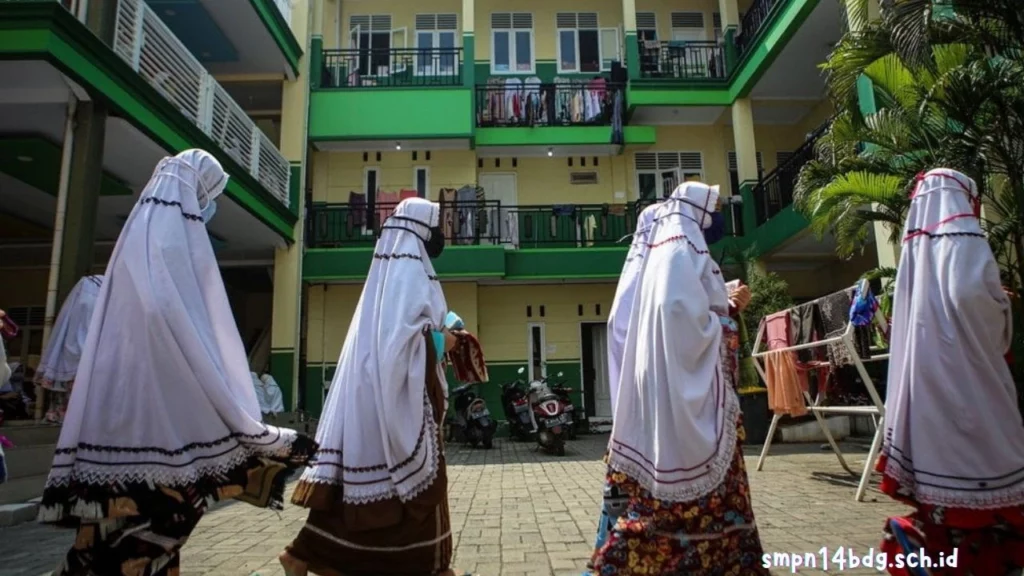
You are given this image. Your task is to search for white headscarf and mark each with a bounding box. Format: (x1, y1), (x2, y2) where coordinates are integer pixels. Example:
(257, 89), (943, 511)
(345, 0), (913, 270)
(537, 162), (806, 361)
(300, 197), (448, 504)
(37, 275), (103, 389)
(45, 149), (300, 496)
(259, 373), (285, 415)
(608, 182), (739, 502)
(882, 168), (1024, 509)
(607, 203), (661, 416)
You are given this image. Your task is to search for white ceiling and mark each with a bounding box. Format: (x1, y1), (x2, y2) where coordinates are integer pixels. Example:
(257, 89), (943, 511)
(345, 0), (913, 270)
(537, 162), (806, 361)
(171, 0), (293, 77)
(630, 106), (726, 125)
(750, 0), (843, 99)
(0, 61), (283, 255)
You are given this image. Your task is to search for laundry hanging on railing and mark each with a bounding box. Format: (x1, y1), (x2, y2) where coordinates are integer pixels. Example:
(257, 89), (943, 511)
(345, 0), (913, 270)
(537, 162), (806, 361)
(479, 77), (612, 126)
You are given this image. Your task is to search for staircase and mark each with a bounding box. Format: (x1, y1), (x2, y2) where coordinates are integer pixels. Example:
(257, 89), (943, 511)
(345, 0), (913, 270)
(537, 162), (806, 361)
(0, 421), (60, 526)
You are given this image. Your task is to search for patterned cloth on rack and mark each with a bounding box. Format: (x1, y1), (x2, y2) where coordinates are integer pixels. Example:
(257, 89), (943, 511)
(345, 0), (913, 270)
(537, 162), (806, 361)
(456, 186), (476, 244)
(818, 289), (855, 367)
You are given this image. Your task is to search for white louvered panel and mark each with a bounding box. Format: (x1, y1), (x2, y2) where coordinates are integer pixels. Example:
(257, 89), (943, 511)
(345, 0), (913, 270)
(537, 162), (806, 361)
(577, 12), (599, 28)
(436, 14), (458, 30)
(556, 12), (577, 28)
(657, 152), (681, 169)
(634, 152), (658, 170)
(492, 13), (512, 28)
(671, 11), (705, 29)
(415, 14), (437, 30)
(350, 15), (370, 28)
(371, 15), (392, 31)
(636, 12), (657, 30)
(713, 12), (721, 29)
(512, 13), (533, 29)
(727, 151), (764, 172)
(113, 0), (291, 208)
(679, 152), (703, 171)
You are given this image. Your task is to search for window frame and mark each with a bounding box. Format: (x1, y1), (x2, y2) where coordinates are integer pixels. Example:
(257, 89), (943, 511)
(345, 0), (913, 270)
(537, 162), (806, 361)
(413, 166), (430, 199)
(491, 12), (536, 75)
(556, 12), (607, 74)
(413, 13), (459, 76)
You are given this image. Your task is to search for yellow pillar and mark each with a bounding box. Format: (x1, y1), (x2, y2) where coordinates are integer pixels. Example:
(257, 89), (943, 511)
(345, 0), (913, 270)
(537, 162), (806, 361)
(270, 0), (315, 412)
(731, 98), (759, 233)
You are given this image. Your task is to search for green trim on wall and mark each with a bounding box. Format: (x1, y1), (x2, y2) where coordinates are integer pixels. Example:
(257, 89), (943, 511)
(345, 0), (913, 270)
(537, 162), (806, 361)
(744, 205), (809, 256)
(269, 348), (296, 412)
(504, 248), (627, 280)
(308, 89), (473, 141)
(304, 245), (507, 281)
(301, 359), (584, 419)
(0, 136), (131, 196)
(0, 2), (297, 241)
(248, 0), (303, 77)
(475, 126), (654, 148)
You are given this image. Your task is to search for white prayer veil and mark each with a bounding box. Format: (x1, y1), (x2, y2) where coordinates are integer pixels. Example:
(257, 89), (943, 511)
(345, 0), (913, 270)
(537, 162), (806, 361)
(37, 275), (103, 390)
(882, 168), (1024, 509)
(44, 149), (300, 502)
(608, 181), (739, 502)
(299, 197), (448, 504)
(607, 203), (661, 416)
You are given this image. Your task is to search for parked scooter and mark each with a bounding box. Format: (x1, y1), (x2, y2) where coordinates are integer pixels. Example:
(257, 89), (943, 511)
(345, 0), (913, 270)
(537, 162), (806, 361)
(500, 369), (535, 442)
(527, 369), (574, 456)
(450, 382), (497, 449)
(548, 377), (581, 440)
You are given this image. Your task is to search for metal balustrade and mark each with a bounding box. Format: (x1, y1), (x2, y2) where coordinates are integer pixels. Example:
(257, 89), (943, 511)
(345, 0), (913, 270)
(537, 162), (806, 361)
(637, 40), (727, 80)
(321, 48), (463, 88)
(110, 0), (291, 207)
(753, 122), (828, 226)
(475, 82), (625, 128)
(307, 201), (650, 249)
(736, 0), (782, 57)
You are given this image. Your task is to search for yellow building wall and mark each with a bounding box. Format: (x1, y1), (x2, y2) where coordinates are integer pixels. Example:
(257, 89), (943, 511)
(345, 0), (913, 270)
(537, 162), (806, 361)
(775, 251), (878, 301)
(478, 155), (629, 205)
(312, 150), (478, 203)
(634, 0), (748, 40)
(330, 0), (465, 50)
(475, 0), (625, 63)
(477, 284), (616, 362)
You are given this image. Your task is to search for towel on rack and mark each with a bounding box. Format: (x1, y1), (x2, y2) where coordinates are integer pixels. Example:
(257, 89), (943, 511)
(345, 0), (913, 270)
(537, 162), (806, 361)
(375, 190), (400, 224)
(764, 310), (791, 351)
(399, 189), (418, 200)
(818, 289), (855, 367)
(764, 351), (808, 417)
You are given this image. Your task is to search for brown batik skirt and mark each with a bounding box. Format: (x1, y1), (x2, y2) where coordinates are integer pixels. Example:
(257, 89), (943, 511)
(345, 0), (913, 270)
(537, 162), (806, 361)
(286, 332), (454, 576)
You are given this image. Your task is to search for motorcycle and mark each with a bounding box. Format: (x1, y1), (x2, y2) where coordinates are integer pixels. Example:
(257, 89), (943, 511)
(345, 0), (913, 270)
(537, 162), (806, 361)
(527, 369), (574, 456)
(548, 378), (581, 440)
(500, 368), (535, 442)
(449, 382), (497, 449)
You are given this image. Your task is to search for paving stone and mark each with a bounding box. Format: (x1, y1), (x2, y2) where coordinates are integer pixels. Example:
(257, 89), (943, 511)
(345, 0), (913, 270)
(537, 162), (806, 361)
(0, 435), (908, 575)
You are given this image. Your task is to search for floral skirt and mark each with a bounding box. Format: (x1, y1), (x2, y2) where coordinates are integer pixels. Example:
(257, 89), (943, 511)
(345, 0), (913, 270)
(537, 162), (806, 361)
(589, 423), (768, 576)
(877, 454), (1024, 575)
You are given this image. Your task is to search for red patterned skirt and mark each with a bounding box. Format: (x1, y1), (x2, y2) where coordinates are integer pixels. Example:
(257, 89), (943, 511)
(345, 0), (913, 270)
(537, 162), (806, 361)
(876, 454), (1024, 575)
(589, 422), (769, 576)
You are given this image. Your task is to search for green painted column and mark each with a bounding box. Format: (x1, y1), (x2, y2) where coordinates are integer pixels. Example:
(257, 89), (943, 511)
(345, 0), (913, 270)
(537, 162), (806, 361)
(269, 349), (296, 414)
(739, 180), (758, 236)
(625, 32), (640, 80)
(724, 27), (739, 74)
(309, 35), (323, 89)
(464, 32), (476, 141)
(56, 99), (107, 305)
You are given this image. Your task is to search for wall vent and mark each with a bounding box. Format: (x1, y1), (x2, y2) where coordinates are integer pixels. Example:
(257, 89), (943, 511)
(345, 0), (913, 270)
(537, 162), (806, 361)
(570, 171), (599, 185)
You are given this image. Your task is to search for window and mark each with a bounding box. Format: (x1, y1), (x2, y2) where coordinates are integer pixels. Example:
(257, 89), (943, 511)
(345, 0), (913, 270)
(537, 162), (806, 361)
(556, 13), (619, 73)
(363, 167), (379, 234)
(634, 152), (704, 199)
(491, 13), (534, 74)
(727, 151), (765, 175)
(414, 166), (429, 198)
(670, 12), (707, 42)
(637, 12), (658, 41)
(414, 14), (458, 75)
(349, 15), (404, 76)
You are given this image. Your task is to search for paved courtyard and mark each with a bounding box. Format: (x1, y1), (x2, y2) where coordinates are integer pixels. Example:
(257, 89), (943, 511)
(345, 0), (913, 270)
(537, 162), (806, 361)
(0, 434), (908, 576)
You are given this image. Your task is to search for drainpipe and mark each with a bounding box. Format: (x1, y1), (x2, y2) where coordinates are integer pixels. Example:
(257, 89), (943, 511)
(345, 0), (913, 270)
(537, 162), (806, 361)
(36, 96), (78, 421)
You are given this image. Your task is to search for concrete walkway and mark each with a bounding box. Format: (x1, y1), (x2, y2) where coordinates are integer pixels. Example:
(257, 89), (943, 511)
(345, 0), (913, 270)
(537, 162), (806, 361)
(0, 434), (908, 576)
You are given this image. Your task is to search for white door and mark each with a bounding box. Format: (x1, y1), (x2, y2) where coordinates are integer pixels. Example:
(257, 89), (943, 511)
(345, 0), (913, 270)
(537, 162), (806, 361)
(591, 324), (613, 419)
(478, 173), (518, 247)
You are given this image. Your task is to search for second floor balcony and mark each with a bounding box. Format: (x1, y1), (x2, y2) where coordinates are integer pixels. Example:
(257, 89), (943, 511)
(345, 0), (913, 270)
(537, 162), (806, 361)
(475, 81), (624, 129)
(321, 47), (464, 89)
(637, 40), (728, 81)
(753, 120), (827, 226)
(307, 200), (648, 250)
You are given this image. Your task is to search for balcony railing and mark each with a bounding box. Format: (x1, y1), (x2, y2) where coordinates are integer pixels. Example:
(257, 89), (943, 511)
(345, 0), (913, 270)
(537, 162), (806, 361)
(753, 122), (828, 226)
(736, 0), (783, 58)
(111, 0), (291, 207)
(637, 40), (727, 80)
(307, 201), (649, 249)
(321, 48), (463, 88)
(475, 82), (625, 128)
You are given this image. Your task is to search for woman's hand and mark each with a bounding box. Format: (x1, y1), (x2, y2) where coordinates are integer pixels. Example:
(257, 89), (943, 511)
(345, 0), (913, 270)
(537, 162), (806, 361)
(442, 327), (459, 353)
(729, 283), (752, 313)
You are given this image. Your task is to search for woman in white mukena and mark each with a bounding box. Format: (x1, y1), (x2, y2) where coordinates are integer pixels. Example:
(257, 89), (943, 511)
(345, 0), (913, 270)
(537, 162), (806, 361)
(38, 149), (317, 576)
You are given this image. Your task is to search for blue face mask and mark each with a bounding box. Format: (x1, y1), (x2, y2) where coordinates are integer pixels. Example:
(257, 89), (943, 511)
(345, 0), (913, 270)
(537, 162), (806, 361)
(703, 211), (726, 245)
(201, 199), (217, 224)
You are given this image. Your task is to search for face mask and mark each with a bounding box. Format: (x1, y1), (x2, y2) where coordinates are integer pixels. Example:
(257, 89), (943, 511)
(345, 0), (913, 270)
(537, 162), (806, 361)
(425, 226), (445, 259)
(703, 211), (726, 245)
(201, 199), (217, 224)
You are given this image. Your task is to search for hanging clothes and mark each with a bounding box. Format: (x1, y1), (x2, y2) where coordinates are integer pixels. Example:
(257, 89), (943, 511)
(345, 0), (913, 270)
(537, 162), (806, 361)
(818, 289), (855, 367)
(439, 188), (457, 244)
(376, 190), (400, 227)
(456, 186), (476, 244)
(399, 188), (418, 200)
(611, 88), (624, 145)
(505, 210), (520, 248)
(761, 311), (808, 417)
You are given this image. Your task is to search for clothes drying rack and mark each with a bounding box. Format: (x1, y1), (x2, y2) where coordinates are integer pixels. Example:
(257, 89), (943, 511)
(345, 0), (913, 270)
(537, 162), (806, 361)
(750, 295), (889, 502)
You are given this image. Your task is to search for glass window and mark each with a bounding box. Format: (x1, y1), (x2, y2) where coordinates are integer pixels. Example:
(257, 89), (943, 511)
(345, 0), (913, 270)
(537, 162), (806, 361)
(638, 173), (657, 201)
(515, 31), (532, 70)
(416, 169), (428, 198)
(493, 31), (510, 71)
(559, 30), (577, 71)
(439, 31), (456, 72)
(578, 29), (600, 72)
